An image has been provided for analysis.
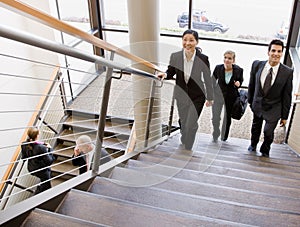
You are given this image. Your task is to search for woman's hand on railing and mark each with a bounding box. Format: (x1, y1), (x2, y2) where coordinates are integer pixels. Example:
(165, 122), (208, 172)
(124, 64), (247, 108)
(157, 72), (166, 80)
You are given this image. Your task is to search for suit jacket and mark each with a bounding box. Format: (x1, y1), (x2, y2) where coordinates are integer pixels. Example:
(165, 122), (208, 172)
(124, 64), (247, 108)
(166, 48), (213, 104)
(213, 64), (244, 102)
(248, 60), (293, 122)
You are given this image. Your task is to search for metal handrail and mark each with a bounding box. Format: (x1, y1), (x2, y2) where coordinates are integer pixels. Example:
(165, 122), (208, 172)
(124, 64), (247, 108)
(0, 0), (162, 72)
(0, 25), (160, 82)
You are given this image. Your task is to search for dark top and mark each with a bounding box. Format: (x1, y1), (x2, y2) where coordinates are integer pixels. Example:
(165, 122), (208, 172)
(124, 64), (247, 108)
(248, 60), (293, 121)
(165, 48), (213, 103)
(213, 64), (244, 101)
(21, 141), (55, 173)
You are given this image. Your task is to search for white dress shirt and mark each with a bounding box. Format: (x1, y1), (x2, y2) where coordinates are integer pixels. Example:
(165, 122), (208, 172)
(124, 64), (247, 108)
(183, 50), (196, 83)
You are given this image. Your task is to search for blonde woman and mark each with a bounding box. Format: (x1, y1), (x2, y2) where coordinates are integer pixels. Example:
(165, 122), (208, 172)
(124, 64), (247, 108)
(212, 50), (244, 142)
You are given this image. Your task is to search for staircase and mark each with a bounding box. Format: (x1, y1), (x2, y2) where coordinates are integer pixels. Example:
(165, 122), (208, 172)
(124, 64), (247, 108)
(50, 110), (133, 185)
(20, 133), (300, 226)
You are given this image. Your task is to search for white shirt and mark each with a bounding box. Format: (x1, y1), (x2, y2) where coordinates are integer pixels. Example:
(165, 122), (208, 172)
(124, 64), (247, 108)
(260, 62), (279, 88)
(183, 50), (196, 83)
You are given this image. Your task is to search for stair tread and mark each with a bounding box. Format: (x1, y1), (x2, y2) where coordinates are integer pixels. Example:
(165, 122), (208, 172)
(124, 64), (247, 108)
(51, 159), (78, 175)
(23, 208), (102, 227)
(123, 159), (300, 198)
(156, 140), (300, 168)
(166, 133), (298, 160)
(145, 146), (300, 178)
(101, 167), (300, 214)
(54, 144), (74, 158)
(65, 115), (132, 135)
(56, 189), (237, 227)
(58, 129), (127, 150)
(136, 152), (300, 189)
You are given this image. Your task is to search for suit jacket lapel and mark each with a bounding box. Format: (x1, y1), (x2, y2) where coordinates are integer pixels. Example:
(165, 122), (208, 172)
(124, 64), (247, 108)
(257, 61), (267, 94)
(272, 63), (283, 86)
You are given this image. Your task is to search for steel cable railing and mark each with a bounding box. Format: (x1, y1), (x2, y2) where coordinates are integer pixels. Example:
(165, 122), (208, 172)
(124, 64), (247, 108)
(0, 29), (179, 210)
(0, 1), (178, 212)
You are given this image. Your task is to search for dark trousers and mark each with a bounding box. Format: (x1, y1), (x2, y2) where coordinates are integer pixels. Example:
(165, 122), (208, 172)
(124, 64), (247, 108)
(250, 113), (278, 154)
(177, 99), (204, 150)
(32, 168), (52, 194)
(212, 98), (233, 141)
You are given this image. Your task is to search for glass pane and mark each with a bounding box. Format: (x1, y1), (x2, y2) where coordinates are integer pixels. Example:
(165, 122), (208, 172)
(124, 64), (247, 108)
(159, 36), (282, 85)
(191, 0), (293, 43)
(160, 0), (189, 35)
(101, 0), (128, 29)
(65, 41), (98, 100)
(104, 31), (131, 66)
(56, 0), (91, 44)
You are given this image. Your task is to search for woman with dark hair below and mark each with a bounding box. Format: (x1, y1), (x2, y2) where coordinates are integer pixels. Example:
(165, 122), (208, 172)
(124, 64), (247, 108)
(212, 50), (243, 142)
(158, 29), (213, 150)
(21, 127), (55, 194)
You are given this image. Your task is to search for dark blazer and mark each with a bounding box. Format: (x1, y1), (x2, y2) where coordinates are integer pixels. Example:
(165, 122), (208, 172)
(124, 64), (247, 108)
(213, 64), (244, 101)
(248, 60), (293, 122)
(21, 142), (55, 174)
(166, 48), (213, 103)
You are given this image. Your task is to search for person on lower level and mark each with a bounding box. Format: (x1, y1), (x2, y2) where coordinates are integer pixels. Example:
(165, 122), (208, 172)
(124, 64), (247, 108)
(72, 135), (112, 174)
(21, 127), (55, 194)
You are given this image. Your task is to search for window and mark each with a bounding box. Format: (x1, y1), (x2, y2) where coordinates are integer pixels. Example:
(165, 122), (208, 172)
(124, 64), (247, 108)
(160, 0), (294, 44)
(101, 0), (128, 29)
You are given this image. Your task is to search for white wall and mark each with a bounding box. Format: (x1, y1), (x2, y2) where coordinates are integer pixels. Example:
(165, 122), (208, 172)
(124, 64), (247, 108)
(0, 0), (60, 180)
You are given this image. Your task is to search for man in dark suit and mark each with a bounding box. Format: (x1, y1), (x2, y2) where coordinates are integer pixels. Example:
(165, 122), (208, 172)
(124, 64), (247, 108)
(248, 39), (293, 157)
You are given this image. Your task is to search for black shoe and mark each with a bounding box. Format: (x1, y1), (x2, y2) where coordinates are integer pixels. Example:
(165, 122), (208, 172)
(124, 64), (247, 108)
(248, 145), (256, 152)
(261, 152), (269, 157)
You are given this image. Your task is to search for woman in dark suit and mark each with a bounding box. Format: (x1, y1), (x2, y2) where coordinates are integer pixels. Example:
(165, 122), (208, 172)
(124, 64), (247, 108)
(212, 50), (243, 142)
(158, 29), (213, 150)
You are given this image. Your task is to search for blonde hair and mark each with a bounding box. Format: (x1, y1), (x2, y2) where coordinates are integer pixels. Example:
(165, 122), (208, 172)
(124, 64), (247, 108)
(224, 50), (236, 61)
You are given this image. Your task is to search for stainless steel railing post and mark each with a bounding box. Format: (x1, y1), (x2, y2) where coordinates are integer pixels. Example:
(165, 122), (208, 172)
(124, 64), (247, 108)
(92, 51), (115, 174)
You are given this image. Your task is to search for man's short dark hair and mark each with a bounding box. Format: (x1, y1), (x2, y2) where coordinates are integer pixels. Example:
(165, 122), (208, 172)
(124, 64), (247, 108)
(268, 39), (284, 52)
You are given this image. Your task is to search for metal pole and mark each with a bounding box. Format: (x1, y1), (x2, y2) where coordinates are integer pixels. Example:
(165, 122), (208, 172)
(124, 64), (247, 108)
(144, 80), (156, 148)
(168, 96), (175, 136)
(92, 52), (115, 174)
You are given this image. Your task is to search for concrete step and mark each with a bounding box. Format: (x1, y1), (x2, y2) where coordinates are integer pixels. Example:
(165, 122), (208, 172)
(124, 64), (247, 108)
(147, 146), (300, 177)
(22, 209), (102, 227)
(54, 144), (74, 159)
(89, 177), (258, 226)
(51, 159), (78, 178)
(136, 153), (300, 189)
(124, 159), (300, 199)
(145, 146), (300, 179)
(105, 165), (300, 213)
(105, 167), (300, 226)
(65, 114), (132, 136)
(58, 129), (127, 152)
(56, 189), (234, 227)
(165, 133), (298, 161)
